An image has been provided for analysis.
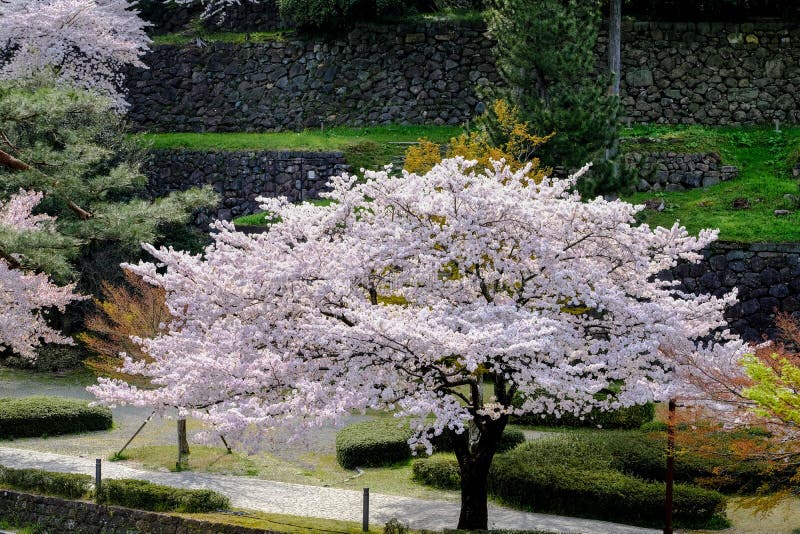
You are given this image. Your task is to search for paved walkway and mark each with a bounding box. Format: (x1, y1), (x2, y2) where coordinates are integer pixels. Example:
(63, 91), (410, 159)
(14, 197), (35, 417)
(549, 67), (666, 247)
(0, 446), (658, 534)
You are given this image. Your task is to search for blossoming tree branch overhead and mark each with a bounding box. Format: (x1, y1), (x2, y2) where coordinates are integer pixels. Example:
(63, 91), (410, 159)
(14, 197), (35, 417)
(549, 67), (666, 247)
(0, 0), (151, 108)
(90, 158), (745, 530)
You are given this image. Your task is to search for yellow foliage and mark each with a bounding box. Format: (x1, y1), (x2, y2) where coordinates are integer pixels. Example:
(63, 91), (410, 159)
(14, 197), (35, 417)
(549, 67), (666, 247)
(403, 99), (553, 182)
(403, 138), (443, 175)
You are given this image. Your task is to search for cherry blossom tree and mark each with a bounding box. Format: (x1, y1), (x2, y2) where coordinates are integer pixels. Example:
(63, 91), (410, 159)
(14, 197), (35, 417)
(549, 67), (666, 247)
(90, 158), (745, 529)
(0, 0), (150, 108)
(0, 190), (82, 359)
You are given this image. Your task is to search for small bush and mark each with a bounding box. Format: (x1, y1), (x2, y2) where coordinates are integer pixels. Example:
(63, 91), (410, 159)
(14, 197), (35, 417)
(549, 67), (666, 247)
(489, 443), (726, 529)
(98, 479), (229, 513)
(0, 396), (113, 439)
(0, 465), (92, 499)
(336, 420), (412, 469)
(512, 396), (655, 430)
(432, 427), (525, 454)
(279, 0), (419, 29)
(412, 456), (460, 490)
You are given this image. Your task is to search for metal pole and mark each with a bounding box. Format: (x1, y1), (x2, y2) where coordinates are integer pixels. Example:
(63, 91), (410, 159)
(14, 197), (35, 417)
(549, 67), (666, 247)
(95, 458), (102, 500)
(362, 487), (369, 532)
(664, 398), (676, 534)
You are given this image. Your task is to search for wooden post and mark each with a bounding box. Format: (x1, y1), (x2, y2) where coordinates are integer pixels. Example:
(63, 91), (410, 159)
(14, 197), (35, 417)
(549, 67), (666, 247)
(95, 458), (102, 501)
(362, 487), (369, 532)
(664, 398), (676, 534)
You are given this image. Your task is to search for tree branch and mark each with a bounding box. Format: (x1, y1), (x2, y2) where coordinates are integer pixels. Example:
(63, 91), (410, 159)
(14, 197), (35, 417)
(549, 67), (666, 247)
(0, 147), (94, 220)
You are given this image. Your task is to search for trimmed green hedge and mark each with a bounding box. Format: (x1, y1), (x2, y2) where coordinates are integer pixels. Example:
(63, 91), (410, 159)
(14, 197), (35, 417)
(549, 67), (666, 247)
(336, 420), (526, 469)
(512, 395), (655, 429)
(489, 445), (725, 529)
(336, 420), (413, 469)
(98, 479), (230, 513)
(0, 465), (92, 499)
(431, 427), (525, 454)
(0, 396), (112, 439)
(412, 456), (460, 490)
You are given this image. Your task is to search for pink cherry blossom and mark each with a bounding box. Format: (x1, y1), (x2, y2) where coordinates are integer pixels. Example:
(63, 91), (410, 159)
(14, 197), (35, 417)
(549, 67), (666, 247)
(0, 0), (151, 108)
(0, 191), (83, 358)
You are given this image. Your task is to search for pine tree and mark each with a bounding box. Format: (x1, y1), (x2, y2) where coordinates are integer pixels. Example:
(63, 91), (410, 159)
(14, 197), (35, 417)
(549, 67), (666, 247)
(0, 79), (218, 292)
(486, 0), (626, 196)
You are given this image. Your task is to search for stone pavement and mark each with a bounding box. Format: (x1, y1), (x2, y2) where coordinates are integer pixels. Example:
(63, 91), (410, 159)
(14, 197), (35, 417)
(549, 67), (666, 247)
(0, 446), (658, 534)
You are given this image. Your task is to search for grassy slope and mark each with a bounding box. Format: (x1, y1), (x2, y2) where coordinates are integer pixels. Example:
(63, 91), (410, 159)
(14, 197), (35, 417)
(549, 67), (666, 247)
(135, 125), (460, 174)
(622, 125), (800, 243)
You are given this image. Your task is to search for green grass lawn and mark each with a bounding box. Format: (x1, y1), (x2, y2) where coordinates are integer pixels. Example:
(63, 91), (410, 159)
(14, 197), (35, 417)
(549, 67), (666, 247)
(621, 125), (800, 243)
(134, 125), (461, 173)
(152, 29), (293, 45)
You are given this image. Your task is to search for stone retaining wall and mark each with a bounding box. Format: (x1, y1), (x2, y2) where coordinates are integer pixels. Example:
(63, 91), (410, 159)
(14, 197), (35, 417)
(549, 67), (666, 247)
(127, 20), (800, 132)
(143, 149), (349, 224)
(126, 21), (497, 132)
(614, 21), (800, 125)
(625, 151), (739, 192)
(669, 241), (800, 341)
(0, 489), (281, 534)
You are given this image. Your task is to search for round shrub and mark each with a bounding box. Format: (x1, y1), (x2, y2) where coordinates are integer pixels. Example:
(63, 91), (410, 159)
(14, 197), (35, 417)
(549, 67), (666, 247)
(98, 479), (229, 513)
(336, 419), (413, 469)
(412, 456), (460, 490)
(0, 396), (113, 439)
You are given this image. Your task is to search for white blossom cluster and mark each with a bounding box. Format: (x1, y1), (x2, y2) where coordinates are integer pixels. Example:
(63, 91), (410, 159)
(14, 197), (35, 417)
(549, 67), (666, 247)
(0, 0), (151, 108)
(89, 159), (745, 450)
(0, 191), (82, 358)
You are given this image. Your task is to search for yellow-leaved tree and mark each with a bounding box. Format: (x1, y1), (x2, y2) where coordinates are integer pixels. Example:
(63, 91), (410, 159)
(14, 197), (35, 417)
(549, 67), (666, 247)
(404, 100), (553, 178)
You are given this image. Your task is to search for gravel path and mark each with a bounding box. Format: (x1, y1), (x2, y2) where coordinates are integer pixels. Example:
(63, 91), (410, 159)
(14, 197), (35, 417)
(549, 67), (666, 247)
(0, 446), (659, 534)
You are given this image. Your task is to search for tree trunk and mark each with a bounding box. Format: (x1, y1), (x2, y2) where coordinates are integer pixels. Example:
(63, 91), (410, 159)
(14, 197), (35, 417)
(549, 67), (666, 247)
(456, 451), (493, 529)
(608, 0), (622, 96)
(451, 418), (507, 530)
(177, 418), (190, 457)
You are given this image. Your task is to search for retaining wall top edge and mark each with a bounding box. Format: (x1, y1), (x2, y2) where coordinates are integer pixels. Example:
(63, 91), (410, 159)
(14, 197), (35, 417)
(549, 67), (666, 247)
(147, 148), (347, 158)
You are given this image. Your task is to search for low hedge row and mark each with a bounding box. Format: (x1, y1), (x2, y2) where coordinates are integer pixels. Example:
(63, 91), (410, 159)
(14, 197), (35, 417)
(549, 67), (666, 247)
(489, 444), (725, 529)
(431, 427), (525, 455)
(0, 465), (228, 513)
(512, 397), (655, 429)
(0, 465), (92, 499)
(0, 396), (113, 439)
(98, 479), (230, 513)
(336, 420), (526, 469)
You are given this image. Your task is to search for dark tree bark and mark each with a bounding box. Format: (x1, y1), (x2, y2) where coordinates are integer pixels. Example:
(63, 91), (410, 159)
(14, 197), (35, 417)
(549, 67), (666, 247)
(177, 418), (190, 465)
(451, 416), (508, 530)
